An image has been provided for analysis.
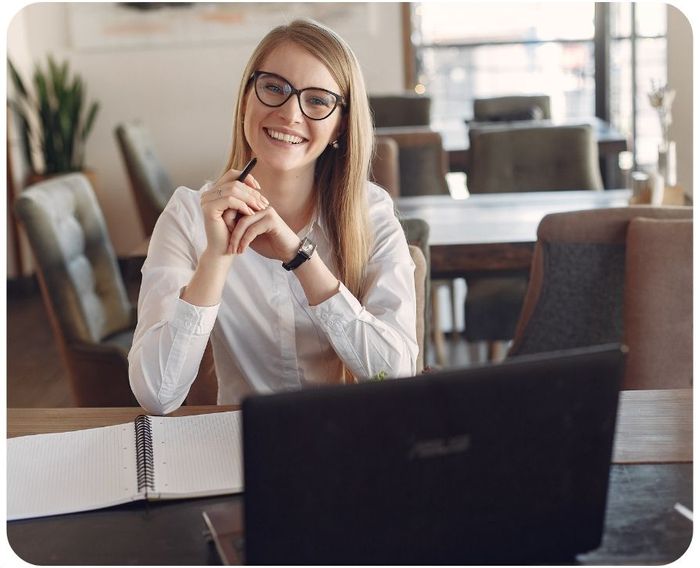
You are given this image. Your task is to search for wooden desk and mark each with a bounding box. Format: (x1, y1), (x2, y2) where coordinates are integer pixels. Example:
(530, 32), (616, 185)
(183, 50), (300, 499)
(7, 389), (692, 565)
(7, 389), (691, 461)
(397, 189), (632, 279)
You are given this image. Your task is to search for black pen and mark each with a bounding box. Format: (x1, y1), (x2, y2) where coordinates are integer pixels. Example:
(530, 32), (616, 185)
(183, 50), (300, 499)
(237, 157), (257, 182)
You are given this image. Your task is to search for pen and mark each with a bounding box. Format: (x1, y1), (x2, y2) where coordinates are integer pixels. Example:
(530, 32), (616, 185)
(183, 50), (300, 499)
(237, 157), (257, 182)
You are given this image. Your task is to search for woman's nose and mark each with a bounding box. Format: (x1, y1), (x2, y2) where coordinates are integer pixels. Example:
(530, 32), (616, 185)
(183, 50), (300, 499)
(276, 94), (304, 123)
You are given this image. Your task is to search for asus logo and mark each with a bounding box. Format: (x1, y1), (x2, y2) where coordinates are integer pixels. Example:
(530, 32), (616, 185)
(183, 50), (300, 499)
(408, 434), (471, 460)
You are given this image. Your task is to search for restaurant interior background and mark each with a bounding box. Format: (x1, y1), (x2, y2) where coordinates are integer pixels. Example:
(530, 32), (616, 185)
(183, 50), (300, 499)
(5, 2), (694, 383)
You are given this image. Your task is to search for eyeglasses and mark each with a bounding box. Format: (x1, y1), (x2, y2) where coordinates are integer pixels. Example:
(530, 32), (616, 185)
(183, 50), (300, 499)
(250, 71), (345, 121)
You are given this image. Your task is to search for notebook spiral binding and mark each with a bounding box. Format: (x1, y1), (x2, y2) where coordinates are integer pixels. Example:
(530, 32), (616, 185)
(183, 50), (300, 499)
(135, 415), (155, 495)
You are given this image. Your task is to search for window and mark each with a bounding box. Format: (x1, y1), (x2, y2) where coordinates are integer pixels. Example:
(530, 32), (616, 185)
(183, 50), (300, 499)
(410, 2), (667, 168)
(609, 2), (667, 166)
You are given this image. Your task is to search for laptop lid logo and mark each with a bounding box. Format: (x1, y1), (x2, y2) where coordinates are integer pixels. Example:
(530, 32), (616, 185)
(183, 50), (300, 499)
(408, 434), (471, 460)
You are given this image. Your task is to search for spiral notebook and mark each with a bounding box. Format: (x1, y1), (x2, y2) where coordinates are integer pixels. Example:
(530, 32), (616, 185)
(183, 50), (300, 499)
(7, 411), (243, 521)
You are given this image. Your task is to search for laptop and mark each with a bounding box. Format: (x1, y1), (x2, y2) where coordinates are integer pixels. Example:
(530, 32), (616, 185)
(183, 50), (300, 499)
(240, 344), (624, 565)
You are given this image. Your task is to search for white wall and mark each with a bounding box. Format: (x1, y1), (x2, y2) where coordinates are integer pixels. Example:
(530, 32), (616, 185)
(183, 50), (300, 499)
(667, 3), (693, 198)
(6, 2), (404, 266)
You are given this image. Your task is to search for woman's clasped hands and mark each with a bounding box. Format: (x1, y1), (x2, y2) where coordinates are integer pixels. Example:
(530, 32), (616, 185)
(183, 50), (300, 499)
(201, 167), (300, 263)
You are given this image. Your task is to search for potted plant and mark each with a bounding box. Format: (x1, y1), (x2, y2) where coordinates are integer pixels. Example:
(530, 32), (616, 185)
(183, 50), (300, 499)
(8, 55), (100, 186)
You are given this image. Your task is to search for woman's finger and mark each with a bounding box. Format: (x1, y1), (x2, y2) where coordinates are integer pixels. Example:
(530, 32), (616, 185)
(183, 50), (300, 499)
(228, 211), (268, 255)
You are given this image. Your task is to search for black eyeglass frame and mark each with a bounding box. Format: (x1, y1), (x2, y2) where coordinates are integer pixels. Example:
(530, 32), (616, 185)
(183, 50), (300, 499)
(249, 70), (346, 121)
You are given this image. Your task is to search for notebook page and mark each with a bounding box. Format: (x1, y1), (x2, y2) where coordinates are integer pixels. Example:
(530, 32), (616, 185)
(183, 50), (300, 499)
(7, 423), (139, 520)
(149, 411), (243, 498)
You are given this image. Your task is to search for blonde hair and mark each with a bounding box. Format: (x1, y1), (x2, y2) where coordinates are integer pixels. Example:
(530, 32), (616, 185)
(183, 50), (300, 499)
(222, 19), (373, 298)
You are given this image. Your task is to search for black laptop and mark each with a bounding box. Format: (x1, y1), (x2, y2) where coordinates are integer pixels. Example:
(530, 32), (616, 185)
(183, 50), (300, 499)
(241, 345), (624, 565)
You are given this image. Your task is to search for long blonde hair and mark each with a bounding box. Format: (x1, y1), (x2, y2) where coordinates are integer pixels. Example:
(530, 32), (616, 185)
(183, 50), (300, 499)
(222, 19), (373, 298)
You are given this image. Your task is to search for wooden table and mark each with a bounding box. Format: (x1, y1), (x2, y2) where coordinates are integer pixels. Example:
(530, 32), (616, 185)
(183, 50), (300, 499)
(6, 388), (691, 463)
(6, 389), (692, 565)
(397, 189), (632, 279)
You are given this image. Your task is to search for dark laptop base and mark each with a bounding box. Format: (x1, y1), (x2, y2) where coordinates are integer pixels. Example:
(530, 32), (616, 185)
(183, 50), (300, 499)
(242, 345), (624, 565)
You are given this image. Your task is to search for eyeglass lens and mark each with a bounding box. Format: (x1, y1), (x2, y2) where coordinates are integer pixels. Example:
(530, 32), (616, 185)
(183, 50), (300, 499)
(255, 73), (339, 120)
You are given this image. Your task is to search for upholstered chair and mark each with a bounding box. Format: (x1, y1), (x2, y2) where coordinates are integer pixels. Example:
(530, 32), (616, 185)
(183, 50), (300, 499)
(369, 94), (431, 128)
(374, 128), (450, 197)
(371, 137), (400, 198)
(115, 121), (174, 236)
(464, 124), (603, 358)
(472, 94), (551, 122)
(508, 207), (693, 390)
(14, 173), (138, 406)
(467, 124), (603, 195)
(622, 217), (692, 389)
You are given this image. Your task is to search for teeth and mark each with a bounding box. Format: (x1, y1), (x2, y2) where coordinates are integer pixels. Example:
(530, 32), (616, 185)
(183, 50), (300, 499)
(266, 128), (304, 144)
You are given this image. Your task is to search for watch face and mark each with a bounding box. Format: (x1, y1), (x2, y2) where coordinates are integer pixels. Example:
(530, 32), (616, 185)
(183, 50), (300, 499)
(300, 238), (316, 257)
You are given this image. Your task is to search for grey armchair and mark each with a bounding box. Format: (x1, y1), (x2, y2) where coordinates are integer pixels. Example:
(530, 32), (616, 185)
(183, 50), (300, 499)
(14, 173), (138, 406)
(472, 94), (551, 122)
(467, 124), (603, 194)
(374, 128), (450, 197)
(369, 94), (431, 128)
(115, 121), (174, 236)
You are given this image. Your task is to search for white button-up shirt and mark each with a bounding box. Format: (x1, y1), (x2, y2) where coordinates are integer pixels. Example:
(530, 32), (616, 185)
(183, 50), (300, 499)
(128, 181), (418, 415)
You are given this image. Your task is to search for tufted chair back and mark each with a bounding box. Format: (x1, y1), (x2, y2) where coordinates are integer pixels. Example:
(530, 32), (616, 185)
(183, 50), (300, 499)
(369, 94), (431, 128)
(472, 95), (551, 122)
(115, 121), (174, 236)
(14, 173), (137, 406)
(467, 124), (603, 194)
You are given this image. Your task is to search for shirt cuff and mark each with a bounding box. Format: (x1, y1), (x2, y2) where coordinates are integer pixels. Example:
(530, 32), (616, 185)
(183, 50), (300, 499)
(171, 298), (220, 335)
(308, 283), (364, 332)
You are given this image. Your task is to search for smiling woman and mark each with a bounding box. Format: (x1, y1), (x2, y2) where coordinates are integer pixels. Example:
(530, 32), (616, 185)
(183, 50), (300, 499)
(128, 19), (419, 415)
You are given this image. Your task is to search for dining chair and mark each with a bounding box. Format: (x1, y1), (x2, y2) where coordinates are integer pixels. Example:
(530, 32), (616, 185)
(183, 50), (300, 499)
(463, 124), (603, 359)
(115, 121), (174, 236)
(14, 173), (138, 406)
(374, 128), (450, 197)
(371, 137), (400, 198)
(467, 124), (603, 194)
(508, 207), (693, 391)
(472, 94), (551, 122)
(369, 93), (431, 128)
(622, 217), (692, 389)
(185, 244), (429, 404)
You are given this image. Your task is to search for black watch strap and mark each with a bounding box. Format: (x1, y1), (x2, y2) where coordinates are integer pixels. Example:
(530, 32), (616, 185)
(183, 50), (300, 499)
(282, 237), (316, 271)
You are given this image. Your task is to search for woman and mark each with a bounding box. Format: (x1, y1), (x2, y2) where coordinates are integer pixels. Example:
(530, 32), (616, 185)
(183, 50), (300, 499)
(129, 19), (417, 415)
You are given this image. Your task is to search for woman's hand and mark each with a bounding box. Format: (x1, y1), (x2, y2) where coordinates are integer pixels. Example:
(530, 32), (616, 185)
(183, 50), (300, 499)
(200, 168), (269, 257)
(228, 206), (302, 263)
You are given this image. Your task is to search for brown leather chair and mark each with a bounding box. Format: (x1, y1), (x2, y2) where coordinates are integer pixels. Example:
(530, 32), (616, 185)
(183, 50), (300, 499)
(186, 245), (429, 404)
(14, 173), (138, 406)
(374, 128), (450, 197)
(369, 94), (431, 128)
(622, 217), (692, 389)
(472, 94), (551, 122)
(508, 207), (693, 391)
(371, 137), (400, 198)
(115, 121), (174, 236)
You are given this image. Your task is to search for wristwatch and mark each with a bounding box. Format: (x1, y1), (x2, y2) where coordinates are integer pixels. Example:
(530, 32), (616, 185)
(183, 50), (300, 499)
(282, 236), (316, 271)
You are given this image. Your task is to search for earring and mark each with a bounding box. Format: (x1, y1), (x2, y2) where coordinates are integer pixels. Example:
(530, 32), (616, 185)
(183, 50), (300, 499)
(329, 139), (339, 149)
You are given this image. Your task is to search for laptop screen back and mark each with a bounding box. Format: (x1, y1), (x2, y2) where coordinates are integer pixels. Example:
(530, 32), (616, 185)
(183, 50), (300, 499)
(242, 345), (623, 564)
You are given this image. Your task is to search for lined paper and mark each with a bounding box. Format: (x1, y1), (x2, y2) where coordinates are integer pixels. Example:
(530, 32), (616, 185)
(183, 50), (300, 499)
(150, 411), (243, 497)
(7, 423), (138, 520)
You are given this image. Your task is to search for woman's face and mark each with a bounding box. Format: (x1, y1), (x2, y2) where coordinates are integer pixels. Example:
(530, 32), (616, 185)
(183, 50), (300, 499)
(243, 41), (344, 178)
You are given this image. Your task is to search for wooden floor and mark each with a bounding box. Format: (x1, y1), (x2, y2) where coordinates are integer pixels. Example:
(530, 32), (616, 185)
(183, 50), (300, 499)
(6, 280), (481, 408)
